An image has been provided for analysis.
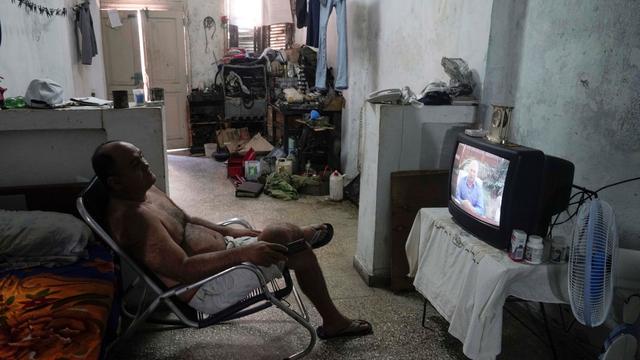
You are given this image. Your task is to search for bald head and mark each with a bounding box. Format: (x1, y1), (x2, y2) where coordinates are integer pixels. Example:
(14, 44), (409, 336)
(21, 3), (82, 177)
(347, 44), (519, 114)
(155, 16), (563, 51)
(92, 141), (122, 187)
(92, 141), (156, 196)
(465, 160), (479, 184)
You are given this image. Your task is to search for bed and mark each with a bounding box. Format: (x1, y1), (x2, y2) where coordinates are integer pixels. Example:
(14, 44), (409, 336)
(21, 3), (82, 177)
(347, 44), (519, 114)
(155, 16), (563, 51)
(0, 183), (118, 360)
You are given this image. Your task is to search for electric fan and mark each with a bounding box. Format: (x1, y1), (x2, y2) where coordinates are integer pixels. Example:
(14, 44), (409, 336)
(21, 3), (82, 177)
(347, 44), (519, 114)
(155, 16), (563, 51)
(568, 198), (618, 327)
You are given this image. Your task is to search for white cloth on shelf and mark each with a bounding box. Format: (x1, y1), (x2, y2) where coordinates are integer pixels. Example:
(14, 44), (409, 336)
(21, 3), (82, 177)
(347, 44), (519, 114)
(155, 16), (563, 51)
(406, 208), (568, 359)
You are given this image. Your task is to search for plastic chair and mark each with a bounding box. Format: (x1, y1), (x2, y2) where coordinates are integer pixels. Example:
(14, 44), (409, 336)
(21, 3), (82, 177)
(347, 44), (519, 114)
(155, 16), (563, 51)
(76, 177), (316, 359)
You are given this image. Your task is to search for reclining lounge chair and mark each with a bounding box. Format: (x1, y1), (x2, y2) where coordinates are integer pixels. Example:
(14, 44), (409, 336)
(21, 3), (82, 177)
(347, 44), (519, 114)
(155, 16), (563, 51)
(77, 177), (316, 359)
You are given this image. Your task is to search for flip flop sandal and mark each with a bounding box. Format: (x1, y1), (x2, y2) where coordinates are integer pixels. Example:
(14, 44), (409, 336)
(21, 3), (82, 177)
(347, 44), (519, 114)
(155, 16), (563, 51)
(309, 223), (334, 249)
(316, 319), (373, 340)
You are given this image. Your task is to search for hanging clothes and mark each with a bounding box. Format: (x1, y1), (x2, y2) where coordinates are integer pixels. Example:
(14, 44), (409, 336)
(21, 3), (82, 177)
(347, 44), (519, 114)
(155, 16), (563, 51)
(315, 0), (348, 90)
(76, 2), (98, 65)
(306, 0), (321, 47)
(296, 0), (307, 29)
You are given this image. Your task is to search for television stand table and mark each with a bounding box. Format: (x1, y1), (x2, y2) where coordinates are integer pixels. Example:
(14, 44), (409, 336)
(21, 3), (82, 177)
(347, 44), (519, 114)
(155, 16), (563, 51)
(405, 208), (568, 359)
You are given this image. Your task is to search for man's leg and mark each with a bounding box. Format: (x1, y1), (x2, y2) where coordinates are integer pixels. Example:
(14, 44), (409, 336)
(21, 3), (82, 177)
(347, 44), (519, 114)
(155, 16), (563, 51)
(258, 224), (352, 334)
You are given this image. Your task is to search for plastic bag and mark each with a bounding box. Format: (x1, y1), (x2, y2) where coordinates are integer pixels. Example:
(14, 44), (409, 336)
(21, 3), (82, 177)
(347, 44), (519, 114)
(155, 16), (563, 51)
(418, 81), (452, 105)
(441, 57), (474, 97)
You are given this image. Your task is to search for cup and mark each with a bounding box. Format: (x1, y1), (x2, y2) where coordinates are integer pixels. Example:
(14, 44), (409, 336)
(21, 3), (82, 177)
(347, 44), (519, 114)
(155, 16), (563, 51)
(150, 87), (164, 102)
(112, 90), (129, 109)
(132, 88), (145, 106)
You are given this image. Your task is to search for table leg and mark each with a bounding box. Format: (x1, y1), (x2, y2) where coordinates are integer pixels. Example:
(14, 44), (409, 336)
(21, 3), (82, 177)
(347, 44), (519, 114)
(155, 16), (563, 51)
(540, 302), (558, 360)
(422, 298), (428, 328)
(504, 299), (558, 360)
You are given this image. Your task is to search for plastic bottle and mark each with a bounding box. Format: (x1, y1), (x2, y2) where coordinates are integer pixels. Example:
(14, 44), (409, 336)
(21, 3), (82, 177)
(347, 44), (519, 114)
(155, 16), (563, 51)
(329, 171), (344, 201)
(525, 235), (544, 264)
(509, 229), (527, 261)
(305, 160), (312, 176)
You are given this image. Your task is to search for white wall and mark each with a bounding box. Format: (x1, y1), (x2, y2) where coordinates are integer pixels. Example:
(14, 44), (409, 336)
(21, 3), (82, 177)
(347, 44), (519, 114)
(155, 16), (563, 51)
(320, 0), (493, 178)
(482, 0), (640, 249)
(185, 0), (226, 89)
(0, 0), (107, 99)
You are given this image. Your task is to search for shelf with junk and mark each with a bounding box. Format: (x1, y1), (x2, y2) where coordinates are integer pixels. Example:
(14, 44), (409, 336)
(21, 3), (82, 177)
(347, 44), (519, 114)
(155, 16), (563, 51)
(184, 43), (347, 201)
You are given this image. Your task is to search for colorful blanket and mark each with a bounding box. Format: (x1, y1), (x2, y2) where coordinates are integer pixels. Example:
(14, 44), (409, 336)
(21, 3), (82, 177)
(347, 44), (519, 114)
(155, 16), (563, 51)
(0, 244), (116, 360)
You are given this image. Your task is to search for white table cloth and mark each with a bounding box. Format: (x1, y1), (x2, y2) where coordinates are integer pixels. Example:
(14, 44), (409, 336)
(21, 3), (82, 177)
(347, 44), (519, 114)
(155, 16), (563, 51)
(406, 208), (568, 359)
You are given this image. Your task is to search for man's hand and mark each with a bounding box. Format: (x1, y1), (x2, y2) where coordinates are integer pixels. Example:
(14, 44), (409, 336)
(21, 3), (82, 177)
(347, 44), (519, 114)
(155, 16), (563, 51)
(242, 241), (288, 266)
(225, 227), (262, 238)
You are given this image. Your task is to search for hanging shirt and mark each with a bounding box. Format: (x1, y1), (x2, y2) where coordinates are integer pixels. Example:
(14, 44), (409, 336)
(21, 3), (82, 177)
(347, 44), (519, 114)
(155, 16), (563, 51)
(76, 3), (98, 65)
(296, 0), (307, 28)
(306, 0), (321, 47)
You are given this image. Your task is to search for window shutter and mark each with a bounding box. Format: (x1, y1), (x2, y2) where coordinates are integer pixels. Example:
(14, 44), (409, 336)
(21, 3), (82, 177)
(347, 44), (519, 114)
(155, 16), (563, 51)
(268, 23), (289, 50)
(237, 27), (255, 52)
(229, 25), (239, 48)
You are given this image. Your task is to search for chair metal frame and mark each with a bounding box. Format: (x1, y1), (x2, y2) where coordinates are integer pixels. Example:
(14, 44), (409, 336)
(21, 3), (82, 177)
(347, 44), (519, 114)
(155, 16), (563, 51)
(77, 177), (316, 359)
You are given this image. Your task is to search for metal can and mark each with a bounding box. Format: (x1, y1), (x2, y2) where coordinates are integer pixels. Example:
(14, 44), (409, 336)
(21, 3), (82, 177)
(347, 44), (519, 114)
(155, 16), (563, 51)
(550, 236), (568, 263)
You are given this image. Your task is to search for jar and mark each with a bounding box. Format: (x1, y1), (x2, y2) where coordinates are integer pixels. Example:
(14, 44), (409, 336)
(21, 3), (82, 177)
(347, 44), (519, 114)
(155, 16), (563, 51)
(550, 236), (568, 263)
(525, 235), (544, 264)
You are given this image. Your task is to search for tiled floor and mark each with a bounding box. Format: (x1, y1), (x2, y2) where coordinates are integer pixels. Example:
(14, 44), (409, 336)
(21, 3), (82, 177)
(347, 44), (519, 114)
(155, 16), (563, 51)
(110, 153), (583, 360)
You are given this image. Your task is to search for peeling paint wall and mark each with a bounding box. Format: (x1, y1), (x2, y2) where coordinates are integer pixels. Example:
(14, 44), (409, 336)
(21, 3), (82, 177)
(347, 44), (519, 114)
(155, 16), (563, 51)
(483, 0), (640, 249)
(185, 0), (226, 90)
(337, 0), (493, 178)
(0, 0), (106, 99)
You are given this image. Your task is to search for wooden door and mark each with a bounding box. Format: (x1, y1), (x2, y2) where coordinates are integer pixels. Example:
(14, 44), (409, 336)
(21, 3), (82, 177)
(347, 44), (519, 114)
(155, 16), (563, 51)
(142, 11), (189, 149)
(101, 10), (142, 102)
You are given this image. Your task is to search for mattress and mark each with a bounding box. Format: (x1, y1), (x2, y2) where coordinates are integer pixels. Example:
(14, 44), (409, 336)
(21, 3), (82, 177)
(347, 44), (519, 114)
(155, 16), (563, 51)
(0, 244), (117, 360)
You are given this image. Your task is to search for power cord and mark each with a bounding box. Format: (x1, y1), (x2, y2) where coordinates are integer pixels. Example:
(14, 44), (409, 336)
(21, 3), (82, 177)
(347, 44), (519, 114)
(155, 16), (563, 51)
(548, 176), (640, 237)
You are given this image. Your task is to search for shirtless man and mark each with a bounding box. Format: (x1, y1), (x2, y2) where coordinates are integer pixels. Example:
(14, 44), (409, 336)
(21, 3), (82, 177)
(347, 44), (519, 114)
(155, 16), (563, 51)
(91, 141), (371, 340)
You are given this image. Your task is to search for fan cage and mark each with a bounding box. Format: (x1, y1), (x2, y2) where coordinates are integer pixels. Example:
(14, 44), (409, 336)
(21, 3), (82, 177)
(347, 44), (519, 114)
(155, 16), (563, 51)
(568, 199), (617, 327)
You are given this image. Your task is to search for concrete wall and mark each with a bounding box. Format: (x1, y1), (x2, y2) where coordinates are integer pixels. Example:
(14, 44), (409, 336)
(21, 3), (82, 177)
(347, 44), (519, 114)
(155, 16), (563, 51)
(336, 0), (493, 178)
(0, 107), (168, 192)
(0, 0), (107, 99)
(482, 0), (640, 249)
(185, 0), (226, 89)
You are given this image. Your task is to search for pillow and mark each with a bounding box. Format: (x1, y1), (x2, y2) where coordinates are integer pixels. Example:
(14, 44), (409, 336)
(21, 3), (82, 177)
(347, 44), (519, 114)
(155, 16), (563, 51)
(0, 210), (93, 271)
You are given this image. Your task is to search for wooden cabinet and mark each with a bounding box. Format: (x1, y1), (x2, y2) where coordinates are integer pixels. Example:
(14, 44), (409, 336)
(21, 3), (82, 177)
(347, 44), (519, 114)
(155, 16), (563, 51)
(390, 170), (449, 292)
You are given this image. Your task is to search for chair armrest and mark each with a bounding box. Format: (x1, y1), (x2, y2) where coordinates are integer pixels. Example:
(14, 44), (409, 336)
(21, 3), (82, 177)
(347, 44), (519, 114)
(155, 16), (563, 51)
(216, 217), (254, 230)
(159, 262), (268, 299)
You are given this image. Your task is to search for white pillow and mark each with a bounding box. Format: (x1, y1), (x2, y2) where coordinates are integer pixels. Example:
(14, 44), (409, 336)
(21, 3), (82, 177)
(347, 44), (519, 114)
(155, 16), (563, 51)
(0, 210), (93, 271)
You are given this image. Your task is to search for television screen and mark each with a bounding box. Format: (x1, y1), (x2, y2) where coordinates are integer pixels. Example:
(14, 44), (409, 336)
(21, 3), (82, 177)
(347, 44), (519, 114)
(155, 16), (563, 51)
(450, 143), (510, 226)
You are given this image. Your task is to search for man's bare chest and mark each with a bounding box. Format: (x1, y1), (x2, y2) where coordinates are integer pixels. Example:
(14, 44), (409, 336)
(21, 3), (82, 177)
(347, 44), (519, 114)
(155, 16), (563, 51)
(146, 194), (187, 242)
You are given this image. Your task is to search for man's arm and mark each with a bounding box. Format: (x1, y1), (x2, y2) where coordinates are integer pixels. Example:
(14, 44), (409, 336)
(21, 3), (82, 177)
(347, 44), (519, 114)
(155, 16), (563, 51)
(124, 210), (284, 284)
(473, 183), (485, 215)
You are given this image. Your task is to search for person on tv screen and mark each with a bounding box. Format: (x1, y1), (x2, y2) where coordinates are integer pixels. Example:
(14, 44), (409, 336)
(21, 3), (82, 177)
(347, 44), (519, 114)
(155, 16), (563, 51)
(455, 159), (485, 216)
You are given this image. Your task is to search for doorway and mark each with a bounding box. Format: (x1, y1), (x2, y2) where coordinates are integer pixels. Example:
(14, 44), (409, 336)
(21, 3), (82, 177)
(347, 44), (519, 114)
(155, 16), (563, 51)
(100, 8), (189, 149)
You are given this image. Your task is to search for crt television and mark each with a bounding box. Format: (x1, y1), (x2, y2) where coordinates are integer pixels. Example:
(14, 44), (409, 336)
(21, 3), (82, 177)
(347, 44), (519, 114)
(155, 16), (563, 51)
(448, 134), (574, 250)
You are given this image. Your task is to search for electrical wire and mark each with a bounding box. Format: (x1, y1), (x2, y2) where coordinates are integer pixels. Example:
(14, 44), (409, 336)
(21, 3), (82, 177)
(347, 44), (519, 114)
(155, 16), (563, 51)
(547, 176), (640, 237)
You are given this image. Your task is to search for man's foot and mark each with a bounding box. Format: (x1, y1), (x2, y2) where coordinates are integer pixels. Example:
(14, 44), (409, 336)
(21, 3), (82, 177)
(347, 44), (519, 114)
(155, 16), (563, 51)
(302, 223), (334, 249)
(316, 319), (373, 340)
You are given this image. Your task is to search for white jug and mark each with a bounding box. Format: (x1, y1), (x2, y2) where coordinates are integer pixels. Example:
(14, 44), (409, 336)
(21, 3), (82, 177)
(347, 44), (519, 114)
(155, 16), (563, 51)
(329, 171), (344, 201)
(276, 158), (292, 175)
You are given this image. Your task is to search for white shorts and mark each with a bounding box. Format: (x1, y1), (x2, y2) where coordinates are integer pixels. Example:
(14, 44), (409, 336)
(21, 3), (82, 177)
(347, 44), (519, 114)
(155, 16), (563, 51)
(188, 236), (283, 315)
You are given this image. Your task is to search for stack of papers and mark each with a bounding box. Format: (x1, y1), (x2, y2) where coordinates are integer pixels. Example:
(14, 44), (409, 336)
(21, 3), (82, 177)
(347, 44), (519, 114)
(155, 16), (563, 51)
(71, 97), (113, 106)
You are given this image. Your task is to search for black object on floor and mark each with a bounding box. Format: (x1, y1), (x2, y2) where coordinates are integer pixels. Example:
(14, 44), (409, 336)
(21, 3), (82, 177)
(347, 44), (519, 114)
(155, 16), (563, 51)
(235, 181), (264, 198)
